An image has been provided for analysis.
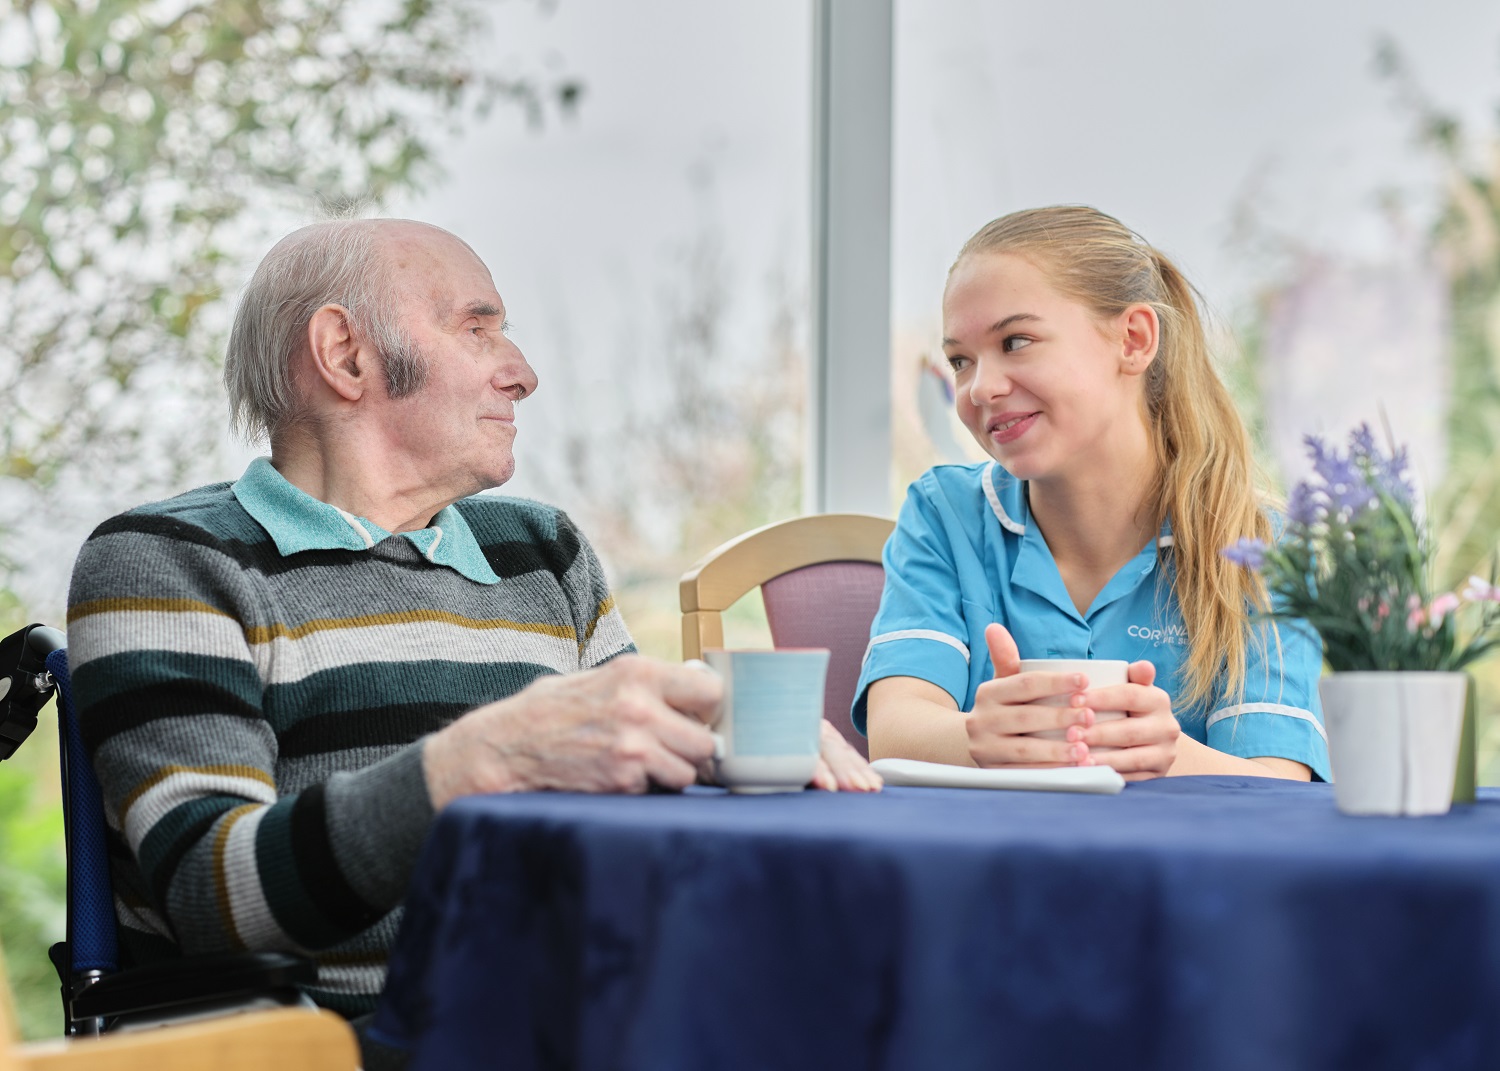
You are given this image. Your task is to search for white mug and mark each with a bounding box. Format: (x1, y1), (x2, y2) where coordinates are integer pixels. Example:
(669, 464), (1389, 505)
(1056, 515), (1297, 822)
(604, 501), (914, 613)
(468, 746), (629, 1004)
(698, 649), (830, 794)
(1017, 658), (1128, 754)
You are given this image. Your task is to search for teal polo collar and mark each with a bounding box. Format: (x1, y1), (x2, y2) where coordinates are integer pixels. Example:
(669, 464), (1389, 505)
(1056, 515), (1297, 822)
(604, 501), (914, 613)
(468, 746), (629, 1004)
(231, 457), (500, 585)
(982, 461), (1172, 622)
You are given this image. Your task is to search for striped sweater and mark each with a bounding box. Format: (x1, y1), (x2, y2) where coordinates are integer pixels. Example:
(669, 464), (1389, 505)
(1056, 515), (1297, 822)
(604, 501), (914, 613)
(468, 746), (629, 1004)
(65, 461), (633, 1015)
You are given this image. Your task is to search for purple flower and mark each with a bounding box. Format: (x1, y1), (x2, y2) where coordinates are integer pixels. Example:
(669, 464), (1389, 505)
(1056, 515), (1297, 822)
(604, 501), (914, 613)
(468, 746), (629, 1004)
(1352, 423), (1416, 501)
(1304, 434), (1370, 514)
(1301, 427), (1418, 516)
(1338, 425), (1416, 505)
(1305, 434), (1356, 489)
(1334, 480), (1378, 514)
(1286, 481), (1320, 527)
(1379, 444), (1415, 503)
(1221, 538), (1268, 570)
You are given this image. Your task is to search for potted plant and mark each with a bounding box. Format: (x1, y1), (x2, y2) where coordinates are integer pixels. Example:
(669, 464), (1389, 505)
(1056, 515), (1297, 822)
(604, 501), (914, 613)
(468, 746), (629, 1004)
(1222, 425), (1500, 815)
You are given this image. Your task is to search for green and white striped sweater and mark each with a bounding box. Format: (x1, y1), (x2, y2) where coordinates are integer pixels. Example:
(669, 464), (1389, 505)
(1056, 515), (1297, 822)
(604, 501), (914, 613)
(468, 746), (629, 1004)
(65, 460), (633, 1016)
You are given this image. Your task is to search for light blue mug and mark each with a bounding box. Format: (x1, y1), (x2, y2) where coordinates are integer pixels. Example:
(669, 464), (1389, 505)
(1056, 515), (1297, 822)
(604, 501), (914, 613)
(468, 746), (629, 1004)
(700, 648), (830, 794)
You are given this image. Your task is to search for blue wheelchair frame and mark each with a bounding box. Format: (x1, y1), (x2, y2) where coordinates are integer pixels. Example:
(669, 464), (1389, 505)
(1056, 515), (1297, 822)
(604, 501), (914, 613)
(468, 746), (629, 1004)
(2, 625), (315, 1035)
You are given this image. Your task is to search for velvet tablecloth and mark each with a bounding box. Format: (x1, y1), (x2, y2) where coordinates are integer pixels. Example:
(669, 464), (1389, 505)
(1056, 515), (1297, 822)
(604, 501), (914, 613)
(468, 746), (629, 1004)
(372, 777), (1500, 1071)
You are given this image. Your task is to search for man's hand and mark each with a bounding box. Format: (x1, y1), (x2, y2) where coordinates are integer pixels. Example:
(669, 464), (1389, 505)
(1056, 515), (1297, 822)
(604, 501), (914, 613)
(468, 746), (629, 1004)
(965, 623), (1096, 768)
(1076, 660), (1180, 781)
(421, 655), (722, 809)
(809, 720), (883, 792)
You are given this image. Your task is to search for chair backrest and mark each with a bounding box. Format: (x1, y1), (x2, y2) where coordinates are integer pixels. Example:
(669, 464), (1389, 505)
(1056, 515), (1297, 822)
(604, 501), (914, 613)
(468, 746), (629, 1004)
(44, 649), (120, 977)
(680, 514), (895, 757)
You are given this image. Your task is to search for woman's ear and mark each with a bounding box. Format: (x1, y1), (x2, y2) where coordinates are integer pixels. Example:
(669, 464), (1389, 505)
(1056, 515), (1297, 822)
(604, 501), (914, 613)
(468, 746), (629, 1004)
(306, 304), (371, 402)
(1119, 303), (1159, 376)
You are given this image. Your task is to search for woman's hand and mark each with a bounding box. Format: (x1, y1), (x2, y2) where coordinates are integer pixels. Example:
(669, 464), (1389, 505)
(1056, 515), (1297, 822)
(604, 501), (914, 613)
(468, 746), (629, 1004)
(810, 719), (883, 792)
(966, 624), (1097, 768)
(1076, 660), (1180, 781)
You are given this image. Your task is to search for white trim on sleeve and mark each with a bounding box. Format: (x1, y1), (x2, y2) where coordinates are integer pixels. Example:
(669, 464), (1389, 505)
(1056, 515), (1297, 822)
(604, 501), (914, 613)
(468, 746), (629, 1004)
(864, 629), (971, 665)
(984, 464), (1026, 536)
(1206, 702), (1327, 743)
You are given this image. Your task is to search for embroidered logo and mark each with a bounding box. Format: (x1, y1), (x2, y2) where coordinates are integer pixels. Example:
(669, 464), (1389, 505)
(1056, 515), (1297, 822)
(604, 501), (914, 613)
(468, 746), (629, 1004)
(1127, 623), (1188, 646)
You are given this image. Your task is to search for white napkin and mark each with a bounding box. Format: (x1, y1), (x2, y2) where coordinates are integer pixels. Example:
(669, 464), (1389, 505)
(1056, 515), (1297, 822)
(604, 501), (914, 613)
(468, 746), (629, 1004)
(870, 758), (1125, 795)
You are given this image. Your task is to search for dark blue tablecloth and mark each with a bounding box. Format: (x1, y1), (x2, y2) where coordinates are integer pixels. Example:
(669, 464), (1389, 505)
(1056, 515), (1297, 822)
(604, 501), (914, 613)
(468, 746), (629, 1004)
(371, 777), (1500, 1071)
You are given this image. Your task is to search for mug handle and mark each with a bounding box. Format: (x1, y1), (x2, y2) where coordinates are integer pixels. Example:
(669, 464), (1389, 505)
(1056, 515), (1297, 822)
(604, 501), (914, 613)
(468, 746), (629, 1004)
(684, 659), (727, 760)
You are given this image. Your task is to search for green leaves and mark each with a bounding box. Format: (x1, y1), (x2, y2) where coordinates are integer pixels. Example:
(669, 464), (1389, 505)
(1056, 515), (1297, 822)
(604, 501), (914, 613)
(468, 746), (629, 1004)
(0, 676), (64, 1039)
(0, 0), (579, 496)
(0, 1), (584, 1030)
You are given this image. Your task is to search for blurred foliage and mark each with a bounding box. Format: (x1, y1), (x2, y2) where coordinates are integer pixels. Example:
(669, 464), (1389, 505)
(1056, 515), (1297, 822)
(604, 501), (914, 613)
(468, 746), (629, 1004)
(0, 709), (65, 1041)
(538, 224), (806, 660)
(0, 0), (580, 1035)
(0, 0), (581, 501)
(0, 599), (66, 1040)
(1375, 37), (1500, 779)
(1375, 38), (1500, 588)
(1217, 314), (1277, 484)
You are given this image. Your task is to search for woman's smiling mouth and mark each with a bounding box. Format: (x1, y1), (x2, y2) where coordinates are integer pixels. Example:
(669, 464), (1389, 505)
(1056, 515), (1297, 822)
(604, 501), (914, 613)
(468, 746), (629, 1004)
(988, 411), (1039, 444)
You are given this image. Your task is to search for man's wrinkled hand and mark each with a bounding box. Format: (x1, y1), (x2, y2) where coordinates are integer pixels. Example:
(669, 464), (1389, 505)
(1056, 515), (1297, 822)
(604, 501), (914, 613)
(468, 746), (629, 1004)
(422, 655), (722, 809)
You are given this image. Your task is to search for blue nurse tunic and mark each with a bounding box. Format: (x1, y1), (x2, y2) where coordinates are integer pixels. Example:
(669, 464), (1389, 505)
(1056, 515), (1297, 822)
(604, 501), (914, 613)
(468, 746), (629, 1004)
(853, 462), (1331, 780)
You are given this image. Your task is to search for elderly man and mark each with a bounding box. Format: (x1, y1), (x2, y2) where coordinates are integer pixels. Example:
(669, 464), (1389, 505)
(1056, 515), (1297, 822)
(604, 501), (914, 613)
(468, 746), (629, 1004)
(65, 219), (877, 1024)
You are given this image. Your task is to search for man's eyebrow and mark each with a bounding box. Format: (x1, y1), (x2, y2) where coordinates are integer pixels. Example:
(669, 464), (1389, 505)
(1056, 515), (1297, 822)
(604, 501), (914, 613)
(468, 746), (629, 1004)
(457, 300), (503, 320)
(942, 312), (1040, 347)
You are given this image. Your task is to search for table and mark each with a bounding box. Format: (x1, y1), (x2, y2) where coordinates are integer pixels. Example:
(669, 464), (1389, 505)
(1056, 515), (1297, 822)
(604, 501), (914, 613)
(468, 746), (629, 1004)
(370, 777), (1500, 1071)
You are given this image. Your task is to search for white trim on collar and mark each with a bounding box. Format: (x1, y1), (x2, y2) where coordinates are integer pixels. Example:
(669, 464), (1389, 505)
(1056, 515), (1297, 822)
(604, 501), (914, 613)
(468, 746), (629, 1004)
(984, 462), (1174, 549)
(983, 463), (1026, 535)
(333, 507), (375, 550)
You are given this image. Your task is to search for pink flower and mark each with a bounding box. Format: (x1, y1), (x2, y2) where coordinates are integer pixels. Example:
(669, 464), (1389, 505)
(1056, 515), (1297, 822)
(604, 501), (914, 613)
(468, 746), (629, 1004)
(1463, 576), (1500, 603)
(1428, 592), (1461, 628)
(1405, 607), (1425, 633)
(1376, 601), (1390, 621)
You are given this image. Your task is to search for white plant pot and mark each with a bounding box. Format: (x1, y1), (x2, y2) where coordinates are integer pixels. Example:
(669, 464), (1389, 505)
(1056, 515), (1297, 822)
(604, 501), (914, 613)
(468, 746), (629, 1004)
(1319, 672), (1467, 816)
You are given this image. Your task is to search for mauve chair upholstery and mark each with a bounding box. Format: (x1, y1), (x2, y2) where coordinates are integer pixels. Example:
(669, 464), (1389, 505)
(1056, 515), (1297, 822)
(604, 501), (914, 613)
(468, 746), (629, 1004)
(761, 560), (885, 759)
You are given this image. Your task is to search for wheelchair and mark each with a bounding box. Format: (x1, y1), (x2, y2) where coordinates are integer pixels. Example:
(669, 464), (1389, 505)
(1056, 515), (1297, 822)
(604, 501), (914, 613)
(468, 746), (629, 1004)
(0, 623), (318, 1036)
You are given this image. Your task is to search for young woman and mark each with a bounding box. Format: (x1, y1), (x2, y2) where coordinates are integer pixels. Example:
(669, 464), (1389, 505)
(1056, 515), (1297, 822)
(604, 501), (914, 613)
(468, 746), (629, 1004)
(856, 206), (1329, 781)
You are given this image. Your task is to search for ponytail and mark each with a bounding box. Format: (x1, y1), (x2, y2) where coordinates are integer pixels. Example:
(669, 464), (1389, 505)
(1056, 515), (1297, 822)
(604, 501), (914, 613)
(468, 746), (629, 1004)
(1144, 251), (1273, 712)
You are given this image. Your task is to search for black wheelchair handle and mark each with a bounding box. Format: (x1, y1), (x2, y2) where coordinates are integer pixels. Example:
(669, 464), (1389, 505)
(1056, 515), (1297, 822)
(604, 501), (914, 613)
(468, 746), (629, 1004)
(0, 623), (66, 761)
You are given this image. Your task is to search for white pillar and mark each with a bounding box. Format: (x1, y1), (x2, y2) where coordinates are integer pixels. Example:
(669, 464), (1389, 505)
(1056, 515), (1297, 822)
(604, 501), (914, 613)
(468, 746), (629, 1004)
(807, 0), (894, 516)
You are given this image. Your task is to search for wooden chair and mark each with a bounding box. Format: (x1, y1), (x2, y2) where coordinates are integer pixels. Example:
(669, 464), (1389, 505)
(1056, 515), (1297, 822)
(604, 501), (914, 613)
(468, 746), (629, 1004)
(680, 513), (895, 758)
(0, 939), (358, 1071)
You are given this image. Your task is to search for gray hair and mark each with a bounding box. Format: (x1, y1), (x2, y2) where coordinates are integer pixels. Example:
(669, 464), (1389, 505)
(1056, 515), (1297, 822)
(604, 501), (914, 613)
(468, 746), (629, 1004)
(224, 219), (430, 442)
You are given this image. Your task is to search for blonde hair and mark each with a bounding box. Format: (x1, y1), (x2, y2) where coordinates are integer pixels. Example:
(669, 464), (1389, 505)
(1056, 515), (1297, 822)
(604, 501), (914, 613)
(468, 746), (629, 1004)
(952, 205), (1272, 715)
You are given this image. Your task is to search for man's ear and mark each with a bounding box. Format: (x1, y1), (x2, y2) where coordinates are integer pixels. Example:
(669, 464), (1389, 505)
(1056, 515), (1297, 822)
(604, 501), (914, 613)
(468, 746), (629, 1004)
(307, 304), (371, 402)
(1119, 303), (1159, 376)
